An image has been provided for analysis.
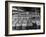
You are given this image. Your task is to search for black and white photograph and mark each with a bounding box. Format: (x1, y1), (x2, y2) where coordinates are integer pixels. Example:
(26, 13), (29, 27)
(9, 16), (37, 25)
(5, 1), (45, 36)
(12, 7), (40, 30)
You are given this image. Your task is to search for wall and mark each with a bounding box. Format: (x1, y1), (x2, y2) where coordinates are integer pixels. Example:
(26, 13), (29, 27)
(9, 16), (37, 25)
(0, 0), (46, 37)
